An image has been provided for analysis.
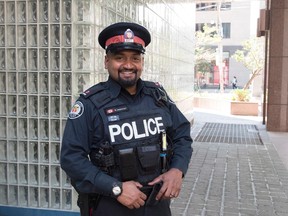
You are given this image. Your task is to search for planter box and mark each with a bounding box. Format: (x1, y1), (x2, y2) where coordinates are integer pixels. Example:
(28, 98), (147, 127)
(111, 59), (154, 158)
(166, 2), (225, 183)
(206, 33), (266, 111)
(230, 101), (258, 116)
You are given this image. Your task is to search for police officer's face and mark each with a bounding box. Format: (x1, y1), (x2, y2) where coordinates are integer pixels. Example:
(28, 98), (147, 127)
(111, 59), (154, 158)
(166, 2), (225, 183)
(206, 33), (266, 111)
(105, 50), (144, 93)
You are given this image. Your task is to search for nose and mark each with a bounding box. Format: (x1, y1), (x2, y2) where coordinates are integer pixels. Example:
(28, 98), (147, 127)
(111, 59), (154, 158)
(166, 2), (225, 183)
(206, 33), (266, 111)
(122, 59), (134, 69)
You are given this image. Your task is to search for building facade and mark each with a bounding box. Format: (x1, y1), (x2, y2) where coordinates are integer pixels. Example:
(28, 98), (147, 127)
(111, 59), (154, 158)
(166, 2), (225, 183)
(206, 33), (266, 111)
(195, 1), (264, 89)
(0, 0), (195, 215)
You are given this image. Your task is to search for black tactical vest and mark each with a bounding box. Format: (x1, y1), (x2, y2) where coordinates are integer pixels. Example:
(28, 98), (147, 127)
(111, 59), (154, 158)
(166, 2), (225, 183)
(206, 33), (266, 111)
(84, 80), (173, 184)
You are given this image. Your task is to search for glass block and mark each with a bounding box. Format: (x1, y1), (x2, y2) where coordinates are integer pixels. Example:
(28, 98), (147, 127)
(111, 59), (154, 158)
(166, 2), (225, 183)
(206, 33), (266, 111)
(76, 0), (92, 22)
(7, 26), (16, 47)
(19, 118), (28, 139)
(51, 96), (60, 117)
(29, 96), (38, 117)
(40, 142), (49, 163)
(8, 163), (17, 184)
(19, 141), (28, 162)
(40, 165), (49, 186)
(8, 72), (17, 93)
(8, 141), (17, 161)
(51, 0), (60, 22)
(18, 49), (27, 70)
(63, 25), (71, 46)
(18, 72), (27, 93)
(40, 49), (49, 70)
(62, 48), (71, 70)
(51, 165), (60, 187)
(51, 49), (60, 70)
(39, 73), (48, 94)
(0, 96), (6, 116)
(62, 73), (71, 94)
(28, 25), (37, 47)
(51, 120), (60, 141)
(40, 119), (49, 140)
(39, 0), (49, 22)
(8, 95), (17, 116)
(40, 187), (49, 208)
(0, 162), (7, 183)
(29, 72), (38, 93)
(76, 25), (91, 47)
(8, 185), (18, 206)
(29, 187), (39, 207)
(28, 49), (38, 70)
(39, 25), (49, 46)
(19, 164), (28, 185)
(0, 185), (8, 205)
(18, 25), (26, 46)
(29, 118), (38, 139)
(76, 49), (90, 70)
(51, 24), (60, 46)
(62, 189), (72, 209)
(0, 140), (7, 161)
(62, 171), (71, 187)
(0, 26), (4, 46)
(19, 186), (28, 206)
(51, 142), (60, 164)
(0, 2), (4, 23)
(51, 72), (60, 94)
(63, 0), (72, 22)
(39, 98), (48, 118)
(0, 118), (7, 138)
(18, 96), (27, 116)
(8, 118), (17, 138)
(0, 72), (6, 92)
(7, 48), (16, 70)
(6, 2), (16, 23)
(76, 73), (88, 93)
(29, 164), (38, 185)
(29, 142), (38, 162)
(62, 96), (71, 117)
(17, 1), (26, 23)
(0, 49), (5, 69)
(28, 0), (37, 22)
(51, 188), (60, 209)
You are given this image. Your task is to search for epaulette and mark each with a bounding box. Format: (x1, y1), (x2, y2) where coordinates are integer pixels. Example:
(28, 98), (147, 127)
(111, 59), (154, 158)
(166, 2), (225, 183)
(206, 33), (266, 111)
(143, 81), (163, 89)
(81, 82), (107, 99)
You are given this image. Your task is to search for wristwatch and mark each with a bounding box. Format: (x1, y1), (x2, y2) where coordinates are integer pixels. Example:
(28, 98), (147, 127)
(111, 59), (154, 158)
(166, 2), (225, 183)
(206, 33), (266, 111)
(112, 182), (122, 198)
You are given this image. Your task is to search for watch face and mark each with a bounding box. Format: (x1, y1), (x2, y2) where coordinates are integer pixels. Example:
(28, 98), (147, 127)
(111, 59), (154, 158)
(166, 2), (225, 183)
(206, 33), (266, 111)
(113, 186), (121, 196)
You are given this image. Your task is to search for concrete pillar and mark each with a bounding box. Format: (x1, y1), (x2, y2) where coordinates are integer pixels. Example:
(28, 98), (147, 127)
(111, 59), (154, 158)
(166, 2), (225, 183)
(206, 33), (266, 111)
(267, 0), (288, 131)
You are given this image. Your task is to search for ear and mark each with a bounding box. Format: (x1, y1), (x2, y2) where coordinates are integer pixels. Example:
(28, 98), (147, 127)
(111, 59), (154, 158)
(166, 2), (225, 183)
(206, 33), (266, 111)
(104, 55), (108, 69)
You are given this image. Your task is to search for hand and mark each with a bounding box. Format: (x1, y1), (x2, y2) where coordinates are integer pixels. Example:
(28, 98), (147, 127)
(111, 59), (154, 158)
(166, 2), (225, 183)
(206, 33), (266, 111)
(148, 168), (183, 200)
(117, 181), (147, 209)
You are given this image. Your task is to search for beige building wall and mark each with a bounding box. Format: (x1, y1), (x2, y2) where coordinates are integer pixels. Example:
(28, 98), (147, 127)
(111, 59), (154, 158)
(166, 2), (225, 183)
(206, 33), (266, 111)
(266, 0), (288, 132)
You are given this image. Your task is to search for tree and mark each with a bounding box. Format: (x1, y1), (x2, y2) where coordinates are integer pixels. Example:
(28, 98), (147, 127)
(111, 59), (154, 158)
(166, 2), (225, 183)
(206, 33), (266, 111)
(194, 24), (221, 89)
(232, 37), (265, 90)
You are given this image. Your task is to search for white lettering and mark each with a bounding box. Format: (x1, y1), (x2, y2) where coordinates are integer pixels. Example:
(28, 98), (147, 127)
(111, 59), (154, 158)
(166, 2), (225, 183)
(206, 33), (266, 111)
(132, 121), (146, 139)
(121, 123), (133, 140)
(155, 117), (164, 133)
(147, 118), (157, 135)
(108, 116), (164, 142)
(108, 125), (121, 142)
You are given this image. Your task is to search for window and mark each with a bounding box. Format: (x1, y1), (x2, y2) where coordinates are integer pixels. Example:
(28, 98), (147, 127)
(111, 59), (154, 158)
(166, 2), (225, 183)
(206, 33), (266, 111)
(222, 23), (231, 38)
(196, 2), (231, 11)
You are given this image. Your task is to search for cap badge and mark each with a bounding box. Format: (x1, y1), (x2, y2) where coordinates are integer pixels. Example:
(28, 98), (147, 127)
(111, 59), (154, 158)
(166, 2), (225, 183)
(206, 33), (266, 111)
(124, 29), (134, 43)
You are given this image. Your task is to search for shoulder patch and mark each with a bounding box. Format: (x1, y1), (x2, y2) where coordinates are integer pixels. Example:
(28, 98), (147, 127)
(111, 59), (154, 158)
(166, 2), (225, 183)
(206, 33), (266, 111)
(69, 101), (84, 119)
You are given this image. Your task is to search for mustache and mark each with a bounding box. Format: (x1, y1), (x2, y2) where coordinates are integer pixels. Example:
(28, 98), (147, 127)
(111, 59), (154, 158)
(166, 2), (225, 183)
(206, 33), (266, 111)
(118, 68), (137, 73)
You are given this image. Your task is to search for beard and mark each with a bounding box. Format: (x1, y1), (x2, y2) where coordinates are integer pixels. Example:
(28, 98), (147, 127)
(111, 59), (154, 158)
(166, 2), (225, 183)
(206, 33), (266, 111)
(117, 68), (138, 88)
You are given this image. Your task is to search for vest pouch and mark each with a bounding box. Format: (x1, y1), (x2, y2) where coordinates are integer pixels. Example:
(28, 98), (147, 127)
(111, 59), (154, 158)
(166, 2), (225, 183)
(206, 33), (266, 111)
(118, 148), (138, 181)
(137, 145), (160, 175)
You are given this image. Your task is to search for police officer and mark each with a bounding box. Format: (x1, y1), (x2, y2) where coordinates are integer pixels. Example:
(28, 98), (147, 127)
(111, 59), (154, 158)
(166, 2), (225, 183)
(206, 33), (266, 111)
(60, 22), (193, 216)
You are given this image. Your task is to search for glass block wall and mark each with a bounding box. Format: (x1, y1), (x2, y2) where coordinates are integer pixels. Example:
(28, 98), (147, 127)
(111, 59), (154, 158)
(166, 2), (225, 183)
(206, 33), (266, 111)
(0, 0), (194, 213)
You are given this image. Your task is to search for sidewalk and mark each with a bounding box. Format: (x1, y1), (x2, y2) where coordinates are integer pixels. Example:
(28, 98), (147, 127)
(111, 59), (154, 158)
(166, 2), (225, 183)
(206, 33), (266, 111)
(171, 108), (288, 216)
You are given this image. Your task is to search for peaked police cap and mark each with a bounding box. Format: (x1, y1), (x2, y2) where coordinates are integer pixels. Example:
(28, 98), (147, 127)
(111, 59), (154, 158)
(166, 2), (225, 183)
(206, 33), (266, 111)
(98, 22), (151, 53)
